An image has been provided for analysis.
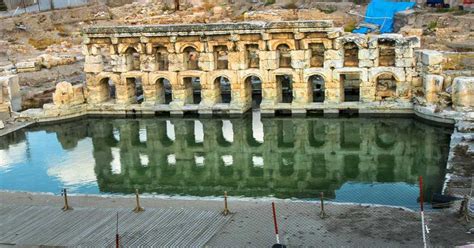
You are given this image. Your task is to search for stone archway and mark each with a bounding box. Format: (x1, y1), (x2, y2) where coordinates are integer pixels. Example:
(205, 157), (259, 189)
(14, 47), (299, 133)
(343, 42), (359, 67)
(125, 47), (140, 71)
(214, 76), (231, 104)
(244, 75), (263, 107)
(98, 77), (117, 103)
(183, 46), (199, 70)
(308, 74), (325, 103)
(375, 73), (398, 100)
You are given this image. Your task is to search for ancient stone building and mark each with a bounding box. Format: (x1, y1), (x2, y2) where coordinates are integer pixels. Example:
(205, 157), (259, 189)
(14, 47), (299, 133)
(82, 21), (421, 116)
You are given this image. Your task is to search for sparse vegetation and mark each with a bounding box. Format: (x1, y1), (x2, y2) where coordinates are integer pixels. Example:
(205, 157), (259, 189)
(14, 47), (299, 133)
(28, 38), (62, 50)
(161, 4), (173, 12)
(344, 20), (357, 32)
(427, 20), (438, 30)
(264, 0), (275, 6)
(284, 0), (298, 9)
(317, 5), (337, 14)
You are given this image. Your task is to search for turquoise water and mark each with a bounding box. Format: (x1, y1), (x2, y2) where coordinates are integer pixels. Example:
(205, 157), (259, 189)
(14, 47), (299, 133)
(0, 114), (452, 208)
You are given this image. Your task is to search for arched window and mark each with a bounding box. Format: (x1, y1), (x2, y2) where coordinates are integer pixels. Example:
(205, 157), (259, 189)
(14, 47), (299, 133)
(343, 42), (359, 67)
(155, 46), (169, 71)
(277, 44), (291, 68)
(375, 73), (397, 100)
(125, 47), (140, 71)
(378, 39), (396, 67)
(214, 45), (228, 70)
(309, 75), (325, 102)
(215, 76), (231, 103)
(99, 77), (116, 102)
(245, 76), (262, 107)
(183, 46), (199, 70)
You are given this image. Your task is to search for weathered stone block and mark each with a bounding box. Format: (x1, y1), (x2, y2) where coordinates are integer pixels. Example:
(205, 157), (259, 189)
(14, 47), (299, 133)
(53, 81), (85, 107)
(423, 74), (444, 104)
(359, 59), (374, 68)
(324, 49), (343, 61)
(395, 58), (414, 68)
(0, 75), (20, 112)
(452, 77), (474, 109)
(16, 61), (41, 72)
(84, 63), (104, 73)
(421, 50), (443, 66)
(290, 50), (309, 69)
(168, 54), (184, 72)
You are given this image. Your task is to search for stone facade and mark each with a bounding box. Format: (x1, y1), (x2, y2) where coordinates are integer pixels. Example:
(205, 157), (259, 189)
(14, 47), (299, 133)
(81, 21), (423, 116)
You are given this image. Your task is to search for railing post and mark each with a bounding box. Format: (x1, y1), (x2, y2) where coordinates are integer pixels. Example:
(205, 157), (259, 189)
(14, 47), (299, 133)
(319, 192), (326, 218)
(132, 188), (144, 213)
(61, 188), (73, 211)
(222, 191), (230, 216)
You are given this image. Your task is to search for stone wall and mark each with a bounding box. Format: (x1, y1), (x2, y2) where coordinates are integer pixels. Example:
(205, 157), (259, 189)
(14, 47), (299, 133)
(82, 21), (422, 116)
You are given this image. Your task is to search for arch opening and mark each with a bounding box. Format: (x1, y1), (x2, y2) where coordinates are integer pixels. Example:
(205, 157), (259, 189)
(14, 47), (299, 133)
(309, 75), (325, 103)
(214, 76), (231, 104)
(277, 44), (291, 68)
(99, 77), (116, 102)
(277, 75), (293, 103)
(375, 73), (397, 100)
(343, 42), (359, 67)
(184, 46), (199, 70)
(183, 77), (201, 104)
(245, 76), (262, 107)
(125, 47), (140, 71)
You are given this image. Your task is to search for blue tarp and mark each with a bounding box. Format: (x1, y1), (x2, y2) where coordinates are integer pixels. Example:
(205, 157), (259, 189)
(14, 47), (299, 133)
(353, 0), (416, 34)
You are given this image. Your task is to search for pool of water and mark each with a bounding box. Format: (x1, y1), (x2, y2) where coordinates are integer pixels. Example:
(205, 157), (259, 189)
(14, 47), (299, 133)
(0, 113), (452, 208)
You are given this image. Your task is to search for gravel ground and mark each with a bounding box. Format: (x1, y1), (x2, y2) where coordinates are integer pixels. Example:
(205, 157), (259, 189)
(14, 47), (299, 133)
(0, 191), (472, 247)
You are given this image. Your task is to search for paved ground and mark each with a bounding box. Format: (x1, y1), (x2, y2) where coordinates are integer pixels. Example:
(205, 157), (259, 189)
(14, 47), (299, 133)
(0, 205), (230, 247)
(0, 192), (472, 247)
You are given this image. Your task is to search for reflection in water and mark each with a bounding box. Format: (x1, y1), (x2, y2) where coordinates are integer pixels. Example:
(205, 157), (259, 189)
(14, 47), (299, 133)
(0, 114), (453, 207)
(252, 110), (264, 143)
(194, 120), (204, 143)
(166, 120), (175, 141)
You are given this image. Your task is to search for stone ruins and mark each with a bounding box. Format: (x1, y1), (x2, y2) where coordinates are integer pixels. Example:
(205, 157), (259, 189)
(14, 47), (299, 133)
(11, 20), (473, 121)
(82, 20), (425, 116)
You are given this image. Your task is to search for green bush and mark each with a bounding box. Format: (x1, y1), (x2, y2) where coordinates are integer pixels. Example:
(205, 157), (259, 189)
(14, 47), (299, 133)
(427, 21), (437, 30)
(264, 0), (275, 6)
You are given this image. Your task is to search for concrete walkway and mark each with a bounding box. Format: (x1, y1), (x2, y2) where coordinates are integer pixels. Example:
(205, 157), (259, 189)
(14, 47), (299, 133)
(0, 205), (230, 247)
